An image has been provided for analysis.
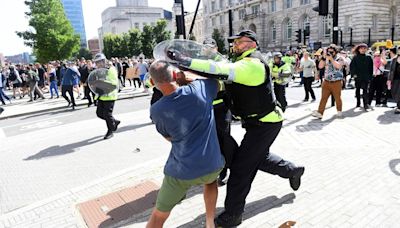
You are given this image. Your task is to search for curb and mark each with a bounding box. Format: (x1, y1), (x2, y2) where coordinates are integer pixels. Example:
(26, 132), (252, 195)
(0, 93), (150, 120)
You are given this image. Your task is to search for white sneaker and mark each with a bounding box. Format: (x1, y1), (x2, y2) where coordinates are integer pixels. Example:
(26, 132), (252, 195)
(312, 111), (323, 119)
(336, 111), (343, 118)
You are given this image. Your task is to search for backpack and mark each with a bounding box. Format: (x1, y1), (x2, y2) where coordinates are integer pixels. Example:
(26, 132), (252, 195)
(9, 70), (17, 81)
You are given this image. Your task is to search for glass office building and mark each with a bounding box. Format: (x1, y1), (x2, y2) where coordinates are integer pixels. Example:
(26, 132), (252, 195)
(61, 0), (87, 48)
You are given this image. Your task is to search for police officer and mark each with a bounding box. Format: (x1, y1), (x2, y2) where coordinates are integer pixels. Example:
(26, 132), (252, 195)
(168, 30), (304, 227)
(92, 53), (121, 140)
(270, 52), (291, 112)
(203, 38), (235, 186)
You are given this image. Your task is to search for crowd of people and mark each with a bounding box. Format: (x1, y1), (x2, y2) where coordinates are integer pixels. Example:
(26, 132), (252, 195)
(0, 56), (153, 109)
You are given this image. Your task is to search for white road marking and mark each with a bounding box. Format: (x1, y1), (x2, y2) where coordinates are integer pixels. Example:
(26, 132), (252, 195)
(3, 113), (73, 129)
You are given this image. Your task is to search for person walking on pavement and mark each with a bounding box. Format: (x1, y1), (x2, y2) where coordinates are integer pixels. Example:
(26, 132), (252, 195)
(350, 43), (374, 110)
(382, 47), (398, 107)
(168, 30), (304, 227)
(138, 57), (149, 91)
(79, 58), (94, 107)
(312, 44), (345, 119)
(146, 60), (225, 228)
(26, 64), (45, 102)
(8, 65), (23, 99)
(0, 70), (11, 105)
(298, 52), (316, 102)
(388, 51), (400, 114)
(93, 53), (121, 139)
(61, 62), (79, 109)
(48, 65), (59, 99)
(269, 52), (291, 112)
(369, 49), (387, 107)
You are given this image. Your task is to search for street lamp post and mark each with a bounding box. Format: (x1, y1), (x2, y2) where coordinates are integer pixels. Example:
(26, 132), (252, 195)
(391, 26), (395, 42)
(173, 0), (186, 39)
(332, 0), (339, 45)
(350, 27), (353, 46)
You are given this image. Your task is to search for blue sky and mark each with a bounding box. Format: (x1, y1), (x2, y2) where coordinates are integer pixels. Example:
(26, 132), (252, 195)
(0, 0), (198, 56)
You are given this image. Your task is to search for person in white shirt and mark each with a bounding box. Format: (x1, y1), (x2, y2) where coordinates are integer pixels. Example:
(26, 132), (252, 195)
(299, 52), (316, 101)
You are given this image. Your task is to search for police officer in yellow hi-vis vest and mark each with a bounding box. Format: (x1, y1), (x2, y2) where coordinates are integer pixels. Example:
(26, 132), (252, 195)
(167, 30), (304, 227)
(93, 53), (121, 140)
(270, 52), (292, 112)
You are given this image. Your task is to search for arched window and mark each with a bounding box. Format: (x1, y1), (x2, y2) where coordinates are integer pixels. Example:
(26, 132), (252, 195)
(322, 15), (331, 38)
(303, 15), (310, 37)
(270, 21), (277, 42)
(283, 18), (292, 41)
(249, 23), (257, 33)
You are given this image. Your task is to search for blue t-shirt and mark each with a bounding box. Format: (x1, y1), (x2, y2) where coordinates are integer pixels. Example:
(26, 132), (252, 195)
(150, 79), (225, 180)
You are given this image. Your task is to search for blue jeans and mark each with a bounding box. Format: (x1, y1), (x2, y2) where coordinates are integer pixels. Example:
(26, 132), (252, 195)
(50, 81), (59, 97)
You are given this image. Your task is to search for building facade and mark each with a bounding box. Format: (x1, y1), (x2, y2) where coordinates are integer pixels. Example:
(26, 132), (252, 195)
(0, 53), (5, 67)
(184, 9), (205, 42)
(88, 38), (101, 56)
(98, 0), (173, 51)
(5, 52), (31, 64)
(61, 0), (87, 48)
(202, 0), (400, 51)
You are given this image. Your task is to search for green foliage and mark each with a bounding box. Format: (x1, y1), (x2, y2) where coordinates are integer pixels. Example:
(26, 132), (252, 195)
(101, 19), (171, 59)
(76, 48), (92, 60)
(17, 0), (80, 63)
(212, 29), (227, 54)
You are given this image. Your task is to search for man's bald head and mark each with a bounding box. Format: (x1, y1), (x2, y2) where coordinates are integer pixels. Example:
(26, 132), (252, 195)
(149, 60), (174, 85)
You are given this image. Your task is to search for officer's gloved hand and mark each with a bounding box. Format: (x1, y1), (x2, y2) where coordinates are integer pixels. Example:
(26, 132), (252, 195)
(166, 49), (192, 67)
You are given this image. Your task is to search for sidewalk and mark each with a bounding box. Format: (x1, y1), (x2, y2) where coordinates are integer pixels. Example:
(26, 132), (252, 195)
(0, 85), (151, 120)
(0, 90), (399, 228)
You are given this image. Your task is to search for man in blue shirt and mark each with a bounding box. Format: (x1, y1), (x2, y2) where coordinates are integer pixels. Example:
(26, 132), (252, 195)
(61, 62), (80, 109)
(147, 60), (225, 228)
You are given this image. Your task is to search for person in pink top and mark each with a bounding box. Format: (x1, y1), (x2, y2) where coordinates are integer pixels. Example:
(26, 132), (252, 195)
(369, 50), (387, 106)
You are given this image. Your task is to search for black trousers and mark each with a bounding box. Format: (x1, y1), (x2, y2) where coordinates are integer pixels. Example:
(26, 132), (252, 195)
(133, 78), (141, 88)
(274, 83), (287, 112)
(303, 77), (315, 100)
(355, 79), (370, 108)
(83, 85), (95, 105)
(96, 100), (116, 131)
(224, 121), (296, 215)
(369, 75), (385, 105)
(61, 85), (75, 106)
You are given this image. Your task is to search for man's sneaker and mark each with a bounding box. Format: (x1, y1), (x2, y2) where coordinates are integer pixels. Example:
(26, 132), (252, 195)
(312, 111), (323, 119)
(104, 130), (114, 140)
(113, 120), (121, 132)
(215, 211), (242, 227)
(364, 105), (374, 111)
(289, 166), (305, 191)
(336, 111), (343, 118)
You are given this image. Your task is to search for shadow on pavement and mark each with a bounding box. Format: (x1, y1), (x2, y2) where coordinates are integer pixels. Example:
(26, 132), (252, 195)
(389, 159), (400, 176)
(377, 109), (400, 125)
(20, 107), (74, 120)
(24, 136), (104, 160)
(24, 122), (153, 160)
(177, 193), (296, 228)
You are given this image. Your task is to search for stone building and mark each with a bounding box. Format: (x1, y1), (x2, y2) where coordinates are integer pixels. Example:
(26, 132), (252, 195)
(202, 0), (400, 51)
(98, 0), (173, 51)
(184, 9), (205, 41)
(88, 38), (101, 56)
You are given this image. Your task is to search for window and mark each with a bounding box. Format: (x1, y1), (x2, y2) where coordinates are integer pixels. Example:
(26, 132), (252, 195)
(251, 5), (260, 15)
(303, 16), (310, 37)
(300, 0), (310, 5)
(219, 0), (224, 9)
(372, 15), (378, 31)
(134, 22), (139, 29)
(211, 1), (216, 12)
(283, 19), (292, 41)
(228, 0), (234, 6)
(239, 9), (246, 19)
(270, 21), (276, 42)
(285, 0), (292, 9)
(220, 15), (225, 24)
(270, 0), (276, 12)
(212, 17), (216, 26)
(322, 15), (331, 38)
(151, 22), (155, 26)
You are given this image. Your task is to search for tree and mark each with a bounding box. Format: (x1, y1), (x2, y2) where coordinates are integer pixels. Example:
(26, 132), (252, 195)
(127, 29), (142, 57)
(17, 0), (80, 63)
(76, 48), (92, 60)
(103, 34), (116, 58)
(153, 19), (172, 44)
(141, 25), (155, 58)
(212, 28), (227, 54)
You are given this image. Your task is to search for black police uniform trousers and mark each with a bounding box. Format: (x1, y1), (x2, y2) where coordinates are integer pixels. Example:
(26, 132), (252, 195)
(274, 83), (287, 112)
(224, 121), (297, 215)
(96, 100), (116, 131)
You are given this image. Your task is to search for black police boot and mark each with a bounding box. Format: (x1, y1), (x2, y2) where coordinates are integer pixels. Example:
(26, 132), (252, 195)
(113, 120), (121, 132)
(215, 211), (242, 227)
(289, 166), (305, 191)
(104, 130), (114, 140)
